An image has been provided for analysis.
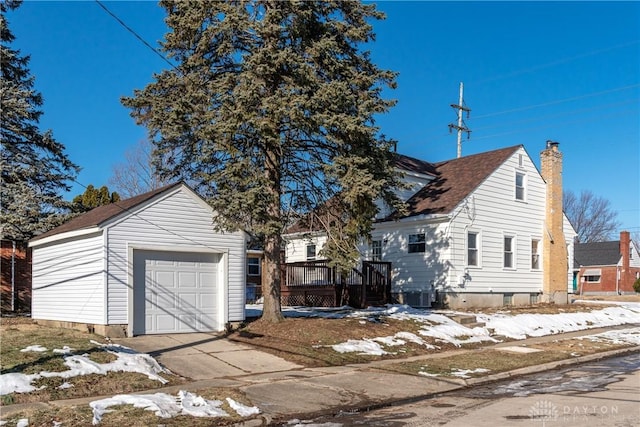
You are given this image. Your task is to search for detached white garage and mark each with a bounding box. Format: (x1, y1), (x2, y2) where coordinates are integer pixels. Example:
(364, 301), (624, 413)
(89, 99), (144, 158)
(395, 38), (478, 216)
(29, 183), (247, 337)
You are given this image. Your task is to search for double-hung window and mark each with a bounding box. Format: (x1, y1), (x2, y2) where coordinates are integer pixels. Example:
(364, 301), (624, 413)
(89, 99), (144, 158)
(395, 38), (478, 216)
(408, 233), (426, 253)
(531, 239), (540, 270)
(504, 236), (514, 268)
(467, 232), (479, 266)
(247, 257), (260, 276)
(515, 172), (525, 201)
(371, 240), (382, 260)
(306, 244), (316, 261)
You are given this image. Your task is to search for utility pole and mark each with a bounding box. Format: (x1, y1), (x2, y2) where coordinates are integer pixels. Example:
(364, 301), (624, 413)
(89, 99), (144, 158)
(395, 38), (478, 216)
(448, 82), (471, 158)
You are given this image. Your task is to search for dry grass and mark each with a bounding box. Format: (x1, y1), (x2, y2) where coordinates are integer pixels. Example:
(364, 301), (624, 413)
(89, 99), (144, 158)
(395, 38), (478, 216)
(229, 316), (458, 367)
(383, 338), (632, 378)
(462, 302), (614, 315)
(0, 319), (186, 406)
(0, 388), (256, 427)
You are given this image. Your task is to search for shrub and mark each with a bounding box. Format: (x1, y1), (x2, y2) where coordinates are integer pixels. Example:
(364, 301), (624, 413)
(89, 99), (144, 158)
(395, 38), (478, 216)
(634, 278), (640, 293)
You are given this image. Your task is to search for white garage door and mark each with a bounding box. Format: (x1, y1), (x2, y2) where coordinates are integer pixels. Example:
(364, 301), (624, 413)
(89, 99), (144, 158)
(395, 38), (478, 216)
(133, 250), (220, 335)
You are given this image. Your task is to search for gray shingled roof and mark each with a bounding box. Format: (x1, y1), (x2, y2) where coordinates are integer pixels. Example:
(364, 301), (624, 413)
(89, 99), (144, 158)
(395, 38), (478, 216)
(30, 182), (182, 242)
(574, 240), (621, 268)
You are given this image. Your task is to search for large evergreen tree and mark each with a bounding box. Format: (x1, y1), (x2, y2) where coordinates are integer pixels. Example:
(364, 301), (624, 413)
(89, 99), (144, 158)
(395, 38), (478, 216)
(1, 0), (79, 240)
(123, 1), (404, 322)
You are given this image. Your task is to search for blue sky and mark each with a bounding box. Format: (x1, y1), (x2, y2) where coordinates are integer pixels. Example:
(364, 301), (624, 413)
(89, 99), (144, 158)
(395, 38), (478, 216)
(8, 1), (640, 234)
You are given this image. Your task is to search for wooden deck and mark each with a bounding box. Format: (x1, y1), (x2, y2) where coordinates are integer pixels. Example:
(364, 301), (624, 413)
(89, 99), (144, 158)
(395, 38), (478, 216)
(280, 260), (391, 308)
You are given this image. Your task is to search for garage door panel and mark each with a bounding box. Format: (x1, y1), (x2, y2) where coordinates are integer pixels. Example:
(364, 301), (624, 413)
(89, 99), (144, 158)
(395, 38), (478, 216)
(178, 271), (197, 288)
(134, 250), (219, 335)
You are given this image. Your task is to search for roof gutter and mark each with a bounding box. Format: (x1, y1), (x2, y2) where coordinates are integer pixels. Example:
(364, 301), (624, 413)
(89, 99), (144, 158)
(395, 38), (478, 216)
(29, 227), (102, 248)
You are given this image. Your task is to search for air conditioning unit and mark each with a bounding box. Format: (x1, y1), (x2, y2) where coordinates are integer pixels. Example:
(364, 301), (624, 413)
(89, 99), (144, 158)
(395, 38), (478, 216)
(402, 291), (431, 308)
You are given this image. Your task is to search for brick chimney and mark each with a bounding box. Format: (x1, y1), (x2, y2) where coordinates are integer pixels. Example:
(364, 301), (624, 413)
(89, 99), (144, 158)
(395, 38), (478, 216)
(620, 231), (631, 291)
(541, 141), (568, 304)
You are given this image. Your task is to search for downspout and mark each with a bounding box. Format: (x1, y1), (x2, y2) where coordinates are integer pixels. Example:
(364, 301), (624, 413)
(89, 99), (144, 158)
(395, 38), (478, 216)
(11, 240), (16, 312)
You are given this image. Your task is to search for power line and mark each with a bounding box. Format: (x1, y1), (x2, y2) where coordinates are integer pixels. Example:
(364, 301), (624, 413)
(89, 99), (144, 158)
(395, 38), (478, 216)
(471, 40), (640, 85)
(474, 84), (640, 120)
(94, 0), (177, 71)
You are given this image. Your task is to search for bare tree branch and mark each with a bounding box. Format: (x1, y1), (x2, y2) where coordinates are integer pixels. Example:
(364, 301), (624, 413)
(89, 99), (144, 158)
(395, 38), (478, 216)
(563, 189), (621, 243)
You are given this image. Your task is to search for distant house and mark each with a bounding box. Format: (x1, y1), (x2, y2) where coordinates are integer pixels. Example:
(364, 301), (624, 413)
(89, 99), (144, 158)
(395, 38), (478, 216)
(0, 239), (32, 313)
(574, 231), (640, 295)
(29, 183), (247, 337)
(284, 142), (577, 309)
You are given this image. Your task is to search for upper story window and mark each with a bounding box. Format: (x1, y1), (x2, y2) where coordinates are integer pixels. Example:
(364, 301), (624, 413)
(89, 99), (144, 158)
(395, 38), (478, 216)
(504, 236), (514, 268)
(306, 244), (316, 261)
(467, 231), (479, 266)
(518, 154), (524, 167)
(247, 257), (261, 276)
(515, 172), (525, 201)
(408, 233), (426, 253)
(531, 239), (540, 270)
(371, 240), (382, 260)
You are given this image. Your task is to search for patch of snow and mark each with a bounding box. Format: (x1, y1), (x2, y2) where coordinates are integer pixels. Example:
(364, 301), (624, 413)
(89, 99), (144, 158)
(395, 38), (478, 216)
(57, 381), (74, 389)
(0, 341), (171, 396)
(332, 339), (387, 356)
(20, 345), (47, 352)
(450, 368), (490, 378)
(418, 371), (440, 377)
(576, 327), (640, 345)
(0, 420), (6, 426)
(0, 372), (44, 395)
(495, 346), (542, 354)
(226, 397), (260, 416)
(16, 419), (28, 427)
(53, 346), (75, 354)
(90, 391), (240, 425)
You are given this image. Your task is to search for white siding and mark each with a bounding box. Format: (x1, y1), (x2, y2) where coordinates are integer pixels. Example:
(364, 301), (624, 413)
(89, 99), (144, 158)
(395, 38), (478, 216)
(631, 242), (640, 268)
(285, 235), (327, 262)
(32, 232), (105, 323)
(445, 147), (546, 293)
(106, 187), (246, 324)
(363, 220), (450, 293)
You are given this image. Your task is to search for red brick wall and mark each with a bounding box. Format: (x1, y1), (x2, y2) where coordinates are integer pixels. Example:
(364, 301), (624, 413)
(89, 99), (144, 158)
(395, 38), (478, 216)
(1, 240), (32, 313)
(578, 265), (640, 294)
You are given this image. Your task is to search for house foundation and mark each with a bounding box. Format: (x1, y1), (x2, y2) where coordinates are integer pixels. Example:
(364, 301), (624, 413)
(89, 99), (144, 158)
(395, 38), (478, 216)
(34, 319), (128, 338)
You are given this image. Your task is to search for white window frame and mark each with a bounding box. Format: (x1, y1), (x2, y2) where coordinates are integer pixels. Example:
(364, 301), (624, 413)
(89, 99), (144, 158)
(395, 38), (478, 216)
(531, 238), (541, 270)
(371, 239), (382, 261)
(306, 244), (316, 261)
(408, 233), (426, 253)
(467, 231), (480, 267)
(504, 235), (515, 269)
(247, 257), (261, 276)
(515, 172), (526, 201)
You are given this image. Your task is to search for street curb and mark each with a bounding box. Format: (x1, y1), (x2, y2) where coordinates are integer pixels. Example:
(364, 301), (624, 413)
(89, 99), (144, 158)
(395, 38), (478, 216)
(262, 346), (640, 425)
(462, 345), (640, 387)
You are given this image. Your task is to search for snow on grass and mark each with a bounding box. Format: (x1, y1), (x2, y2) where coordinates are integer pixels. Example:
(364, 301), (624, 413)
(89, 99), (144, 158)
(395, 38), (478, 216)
(476, 303), (640, 339)
(0, 341), (171, 396)
(226, 397), (260, 416)
(90, 391), (260, 425)
(450, 368), (490, 378)
(268, 301), (640, 357)
(575, 327), (640, 346)
(20, 345), (47, 353)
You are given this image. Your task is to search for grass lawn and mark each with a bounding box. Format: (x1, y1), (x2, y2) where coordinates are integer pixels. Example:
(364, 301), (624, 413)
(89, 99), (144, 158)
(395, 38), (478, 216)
(1, 300), (636, 425)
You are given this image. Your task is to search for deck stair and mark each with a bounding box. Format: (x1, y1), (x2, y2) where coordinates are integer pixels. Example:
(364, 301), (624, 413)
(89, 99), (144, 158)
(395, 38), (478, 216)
(448, 314), (486, 329)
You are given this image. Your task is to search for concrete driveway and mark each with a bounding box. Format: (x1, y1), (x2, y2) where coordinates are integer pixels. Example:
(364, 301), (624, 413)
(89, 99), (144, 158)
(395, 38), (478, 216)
(112, 333), (302, 380)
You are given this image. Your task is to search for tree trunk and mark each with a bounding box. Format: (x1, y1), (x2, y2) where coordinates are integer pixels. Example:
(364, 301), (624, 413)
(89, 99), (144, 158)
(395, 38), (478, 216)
(261, 233), (284, 322)
(260, 145), (285, 323)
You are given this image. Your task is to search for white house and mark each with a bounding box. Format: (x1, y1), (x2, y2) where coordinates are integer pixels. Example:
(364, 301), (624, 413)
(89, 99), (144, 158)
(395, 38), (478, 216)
(29, 182), (247, 337)
(284, 143), (578, 309)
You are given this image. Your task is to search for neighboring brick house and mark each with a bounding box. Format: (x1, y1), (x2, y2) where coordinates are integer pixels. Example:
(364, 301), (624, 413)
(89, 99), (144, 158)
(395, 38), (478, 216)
(574, 231), (640, 295)
(1, 239), (32, 313)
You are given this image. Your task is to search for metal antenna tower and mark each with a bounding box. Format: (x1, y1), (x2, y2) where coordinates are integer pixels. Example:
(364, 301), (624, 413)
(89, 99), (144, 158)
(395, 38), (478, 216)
(448, 82), (471, 158)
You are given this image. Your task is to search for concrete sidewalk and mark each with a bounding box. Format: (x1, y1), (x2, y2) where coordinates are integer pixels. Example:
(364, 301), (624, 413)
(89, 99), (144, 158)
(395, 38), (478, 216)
(2, 326), (639, 425)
